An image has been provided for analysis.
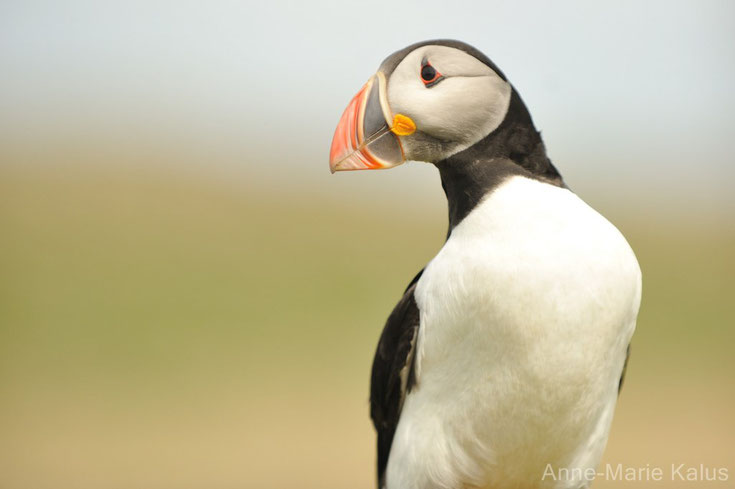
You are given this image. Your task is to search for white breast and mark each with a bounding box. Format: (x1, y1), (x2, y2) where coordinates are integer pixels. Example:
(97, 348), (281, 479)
(385, 176), (642, 489)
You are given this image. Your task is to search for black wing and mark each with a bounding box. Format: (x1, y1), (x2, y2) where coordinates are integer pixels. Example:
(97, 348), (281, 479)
(370, 270), (423, 488)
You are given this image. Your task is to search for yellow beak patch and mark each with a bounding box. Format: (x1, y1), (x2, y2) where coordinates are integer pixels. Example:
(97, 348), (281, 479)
(391, 113), (416, 136)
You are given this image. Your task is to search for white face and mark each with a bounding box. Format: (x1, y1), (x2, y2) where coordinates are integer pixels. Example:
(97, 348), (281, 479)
(385, 45), (512, 163)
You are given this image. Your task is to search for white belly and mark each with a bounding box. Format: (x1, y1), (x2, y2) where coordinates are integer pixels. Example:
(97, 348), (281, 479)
(385, 176), (642, 489)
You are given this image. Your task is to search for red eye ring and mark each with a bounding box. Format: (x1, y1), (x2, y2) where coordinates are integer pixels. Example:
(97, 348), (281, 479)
(420, 61), (443, 86)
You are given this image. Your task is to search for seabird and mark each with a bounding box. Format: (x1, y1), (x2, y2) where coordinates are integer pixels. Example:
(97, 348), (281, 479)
(329, 40), (641, 489)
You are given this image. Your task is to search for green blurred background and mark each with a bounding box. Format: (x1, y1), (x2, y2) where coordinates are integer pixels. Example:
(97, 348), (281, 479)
(1, 1), (734, 488)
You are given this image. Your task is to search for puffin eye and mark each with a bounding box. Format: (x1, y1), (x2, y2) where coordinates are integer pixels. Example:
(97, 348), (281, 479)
(420, 61), (443, 87)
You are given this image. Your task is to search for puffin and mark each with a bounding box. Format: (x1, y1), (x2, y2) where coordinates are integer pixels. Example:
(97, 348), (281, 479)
(328, 40), (642, 489)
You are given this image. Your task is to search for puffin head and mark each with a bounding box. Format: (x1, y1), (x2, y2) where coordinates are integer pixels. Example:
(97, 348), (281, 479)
(329, 40), (515, 173)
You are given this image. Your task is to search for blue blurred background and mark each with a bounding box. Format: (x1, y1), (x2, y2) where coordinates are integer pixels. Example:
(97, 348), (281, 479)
(1, 1), (733, 488)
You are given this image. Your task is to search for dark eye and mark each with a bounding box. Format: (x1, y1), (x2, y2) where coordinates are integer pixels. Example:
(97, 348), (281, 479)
(420, 61), (443, 87)
(421, 64), (436, 81)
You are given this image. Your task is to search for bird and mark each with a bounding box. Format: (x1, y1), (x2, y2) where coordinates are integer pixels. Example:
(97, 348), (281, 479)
(328, 40), (642, 489)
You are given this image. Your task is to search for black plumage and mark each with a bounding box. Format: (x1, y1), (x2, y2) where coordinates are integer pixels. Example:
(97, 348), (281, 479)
(369, 270), (422, 487)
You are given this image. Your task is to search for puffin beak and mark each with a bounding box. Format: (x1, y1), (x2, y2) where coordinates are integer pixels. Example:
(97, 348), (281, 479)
(329, 72), (415, 173)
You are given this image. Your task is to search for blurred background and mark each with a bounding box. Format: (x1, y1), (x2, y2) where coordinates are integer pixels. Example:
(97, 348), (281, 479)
(1, 1), (733, 488)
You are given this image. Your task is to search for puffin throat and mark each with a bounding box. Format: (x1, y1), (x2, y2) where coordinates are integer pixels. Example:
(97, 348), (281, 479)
(436, 89), (565, 232)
